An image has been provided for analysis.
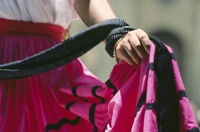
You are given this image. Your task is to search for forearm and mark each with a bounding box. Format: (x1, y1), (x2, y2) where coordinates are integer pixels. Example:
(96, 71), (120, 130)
(74, 0), (116, 26)
(74, 0), (150, 65)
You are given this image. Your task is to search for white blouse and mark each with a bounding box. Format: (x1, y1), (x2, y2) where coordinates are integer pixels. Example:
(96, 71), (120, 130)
(0, 0), (79, 29)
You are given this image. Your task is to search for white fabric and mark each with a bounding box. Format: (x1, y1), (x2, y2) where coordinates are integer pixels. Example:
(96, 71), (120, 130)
(0, 0), (79, 29)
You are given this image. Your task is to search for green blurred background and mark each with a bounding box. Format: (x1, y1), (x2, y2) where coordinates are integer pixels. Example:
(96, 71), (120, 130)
(70, 0), (200, 122)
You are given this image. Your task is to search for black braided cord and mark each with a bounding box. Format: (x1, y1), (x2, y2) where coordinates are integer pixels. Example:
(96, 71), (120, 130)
(0, 18), (133, 79)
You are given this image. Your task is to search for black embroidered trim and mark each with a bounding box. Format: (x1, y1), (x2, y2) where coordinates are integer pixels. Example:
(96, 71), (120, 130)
(135, 91), (146, 117)
(187, 128), (200, 132)
(72, 86), (78, 97)
(152, 35), (180, 132)
(170, 53), (176, 60)
(149, 63), (154, 70)
(45, 101), (81, 131)
(89, 103), (98, 132)
(92, 86), (106, 103)
(148, 53), (175, 72)
(65, 101), (77, 110)
(105, 79), (118, 95)
(45, 117), (81, 132)
(135, 91), (187, 117)
(177, 90), (187, 100)
(72, 86), (88, 102)
(145, 103), (157, 110)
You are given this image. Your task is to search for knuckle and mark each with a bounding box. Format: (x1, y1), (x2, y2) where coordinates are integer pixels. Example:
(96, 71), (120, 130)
(136, 29), (147, 37)
(143, 39), (151, 47)
(126, 32), (133, 36)
(140, 35), (148, 41)
(136, 28), (143, 32)
(115, 46), (121, 52)
(120, 39), (126, 44)
(135, 43), (141, 49)
(119, 40), (127, 47)
(141, 33), (148, 37)
(145, 42), (150, 46)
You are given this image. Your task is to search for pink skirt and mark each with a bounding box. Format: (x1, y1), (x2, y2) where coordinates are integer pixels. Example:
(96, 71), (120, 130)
(0, 18), (198, 132)
(0, 34), (198, 132)
(0, 34), (140, 132)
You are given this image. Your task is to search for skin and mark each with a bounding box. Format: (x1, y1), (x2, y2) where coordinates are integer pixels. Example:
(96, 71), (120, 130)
(74, 0), (151, 65)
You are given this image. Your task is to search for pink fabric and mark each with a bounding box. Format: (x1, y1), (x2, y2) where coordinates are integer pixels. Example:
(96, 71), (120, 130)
(106, 43), (199, 132)
(106, 43), (157, 132)
(167, 45), (198, 131)
(0, 35), (111, 132)
(0, 34), (198, 132)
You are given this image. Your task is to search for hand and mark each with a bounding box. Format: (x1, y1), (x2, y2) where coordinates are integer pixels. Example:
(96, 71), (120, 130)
(115, 29), (151, 65)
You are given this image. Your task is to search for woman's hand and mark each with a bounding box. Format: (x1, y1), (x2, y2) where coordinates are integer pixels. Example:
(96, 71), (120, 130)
(115, 29), (151, 65)
(74, 0), (150, 65)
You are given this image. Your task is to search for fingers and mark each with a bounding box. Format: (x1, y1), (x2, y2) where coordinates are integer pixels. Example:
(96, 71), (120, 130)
(135, 29), (150, 54)
(122, 39), (141, 64)
(125, 47), (141, 65)
(115, 45), (134, 65)
(116, 39), (141, 65)
(115, 29), (150, 66)
(128, 34), (146, 59)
